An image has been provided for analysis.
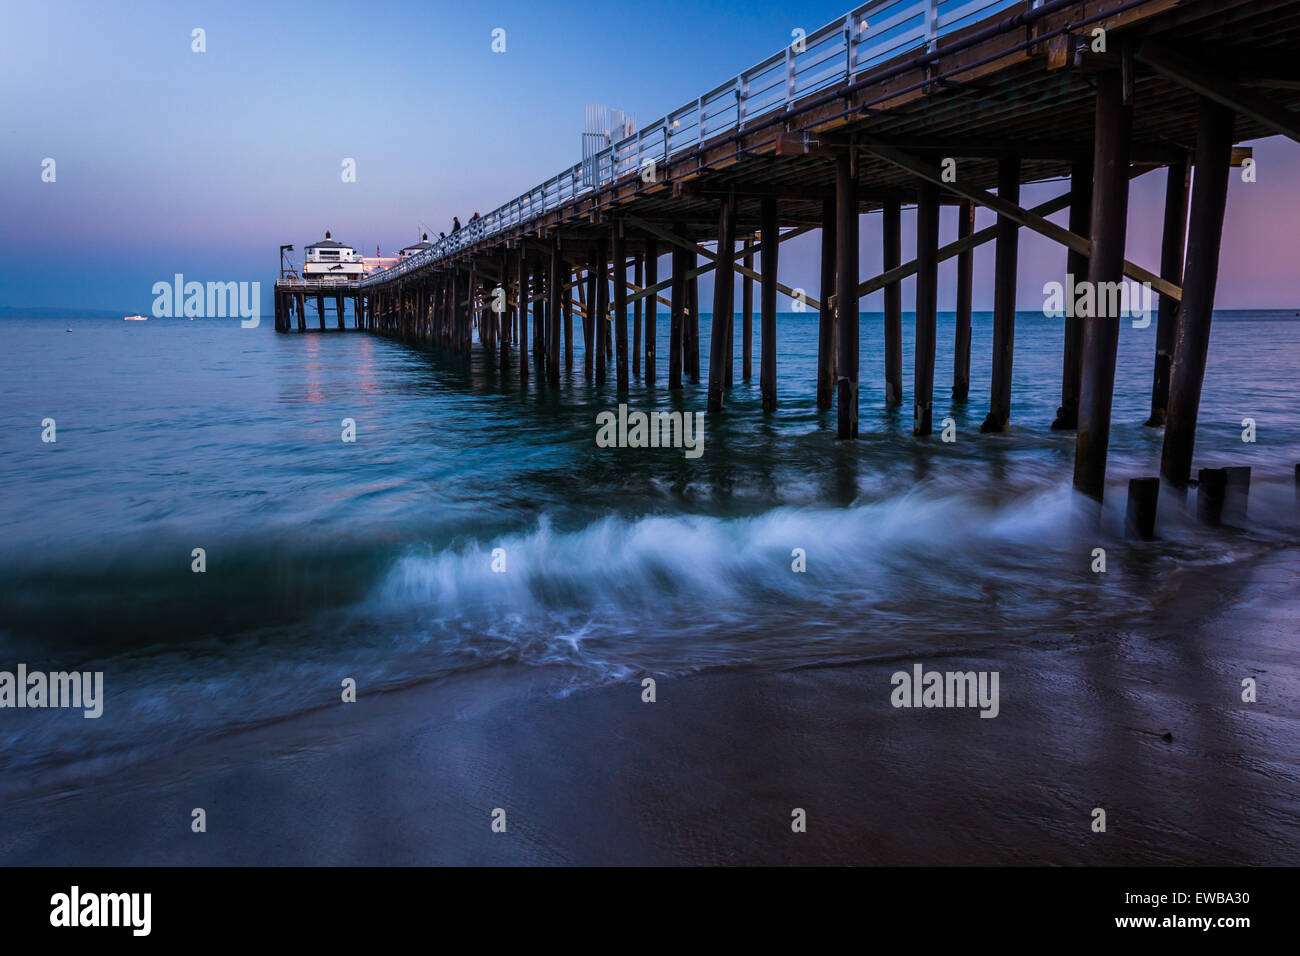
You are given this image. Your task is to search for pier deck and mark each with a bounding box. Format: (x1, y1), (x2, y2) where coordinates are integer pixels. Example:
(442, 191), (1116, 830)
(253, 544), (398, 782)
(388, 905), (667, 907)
(274, 0), (1300, 507)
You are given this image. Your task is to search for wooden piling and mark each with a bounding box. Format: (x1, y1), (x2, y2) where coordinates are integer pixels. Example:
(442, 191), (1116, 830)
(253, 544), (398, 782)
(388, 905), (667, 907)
(613, 223), (629, 392)
(707, 193), (737, 412)
(490, 276), (499, 347)
(1053, 159), (1093, 430)
(604, 274), (613, 368)
(451, 275), (459, 346)
(686, 264), (700, 383)
(562, 264), (573, 371)
(914, 181), (940, 436)
(584, 260), (597, 379)
(742, 238), (754, 381)
(1197, 467), (1227, 525)
(451, 281), (457, 345)
(527, 261), (537, 356)
(1147, 159), (1191, 427)
(451, 273), (462, 352)
(1073, 71), (1134, 502)
(834, 154), (856, 435)
(549, 237), (562, 386)
(980, 155), (1021, 433)
(429, 281), (438, 342)
(883, 199), (902, 406)
(595, 240), (609, 386)
(633, 254), (642, 377)
(464, 267), (473, 342)
(817, 195), (837, 410)
(644, 239), (658, 384)
(535, 263), (547, 370)
(427, 283), (434, 341)
(761, 196), (781, 413)
(441, 276), (450, 348)
(500, 253), (511, 364)
(952, 200), (974, 401)
(316, 294), (325, 331)
(1125, 476), (1160, 540)
(724, 266), (734, 389)
(518, 248), (529, 378)
(670, 238), (687, 391)
(1161, 98), (1234, 488)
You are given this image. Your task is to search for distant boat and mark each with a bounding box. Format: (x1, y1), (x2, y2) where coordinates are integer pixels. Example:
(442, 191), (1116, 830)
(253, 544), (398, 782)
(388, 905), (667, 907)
(123, 313), (147, 321)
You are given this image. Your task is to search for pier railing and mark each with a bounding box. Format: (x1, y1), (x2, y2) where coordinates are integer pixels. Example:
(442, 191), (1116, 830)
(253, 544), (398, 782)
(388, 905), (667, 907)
(359, 0), (1023, 288)
(276, 277), (361, 290)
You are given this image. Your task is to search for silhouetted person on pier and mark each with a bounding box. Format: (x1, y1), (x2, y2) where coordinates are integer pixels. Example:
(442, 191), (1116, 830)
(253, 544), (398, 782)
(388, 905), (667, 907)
(469, 212), (480, 223)
(439, 232), (446, 241)
(452, 217), (461, 233)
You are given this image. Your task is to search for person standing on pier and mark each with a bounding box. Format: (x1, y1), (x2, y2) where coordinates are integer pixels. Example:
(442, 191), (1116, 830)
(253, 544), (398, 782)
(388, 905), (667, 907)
(452, 217), (461, 233)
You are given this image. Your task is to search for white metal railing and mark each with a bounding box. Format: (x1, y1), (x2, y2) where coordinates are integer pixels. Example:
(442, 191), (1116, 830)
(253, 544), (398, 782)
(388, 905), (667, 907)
(276, 276), (362, 289)
(358, 0), (1020, 288)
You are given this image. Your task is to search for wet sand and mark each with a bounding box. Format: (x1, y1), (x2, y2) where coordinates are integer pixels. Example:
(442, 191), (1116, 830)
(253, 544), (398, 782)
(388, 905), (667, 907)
(2, 548), (1297, 866)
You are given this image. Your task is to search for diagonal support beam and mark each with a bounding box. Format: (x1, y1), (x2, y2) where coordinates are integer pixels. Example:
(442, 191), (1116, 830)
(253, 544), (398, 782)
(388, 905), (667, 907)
(623, 215), (815, 307)
(1137, 40), (1300, 144)
(842, 165), (1155, 304)
(850, 189), (1073, 302)
(856, 138), (1180, 301)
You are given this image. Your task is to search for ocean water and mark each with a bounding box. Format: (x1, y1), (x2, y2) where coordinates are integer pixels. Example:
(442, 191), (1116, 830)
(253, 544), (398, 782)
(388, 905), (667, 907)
(1, 309), (1297, 784)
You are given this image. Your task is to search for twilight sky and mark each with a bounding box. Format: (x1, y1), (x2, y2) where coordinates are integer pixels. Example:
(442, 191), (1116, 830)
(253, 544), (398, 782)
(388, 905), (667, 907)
(2, 0), (1297, 314)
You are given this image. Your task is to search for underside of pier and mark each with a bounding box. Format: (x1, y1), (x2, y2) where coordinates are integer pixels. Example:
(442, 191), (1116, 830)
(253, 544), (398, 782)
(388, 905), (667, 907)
(275, 0), (1300, 508)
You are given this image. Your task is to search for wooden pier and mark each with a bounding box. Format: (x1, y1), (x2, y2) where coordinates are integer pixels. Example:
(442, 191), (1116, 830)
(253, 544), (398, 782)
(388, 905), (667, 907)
(274, 0), (1300, 507)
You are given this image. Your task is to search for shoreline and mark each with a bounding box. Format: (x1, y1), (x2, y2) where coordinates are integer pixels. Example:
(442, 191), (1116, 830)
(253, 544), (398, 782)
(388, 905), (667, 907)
(2, 545), (1296, 866)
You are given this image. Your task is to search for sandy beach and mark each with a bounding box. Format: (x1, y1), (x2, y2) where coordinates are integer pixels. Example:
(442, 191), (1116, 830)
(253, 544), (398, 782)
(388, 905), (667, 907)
(3, 544), (1295, 867)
